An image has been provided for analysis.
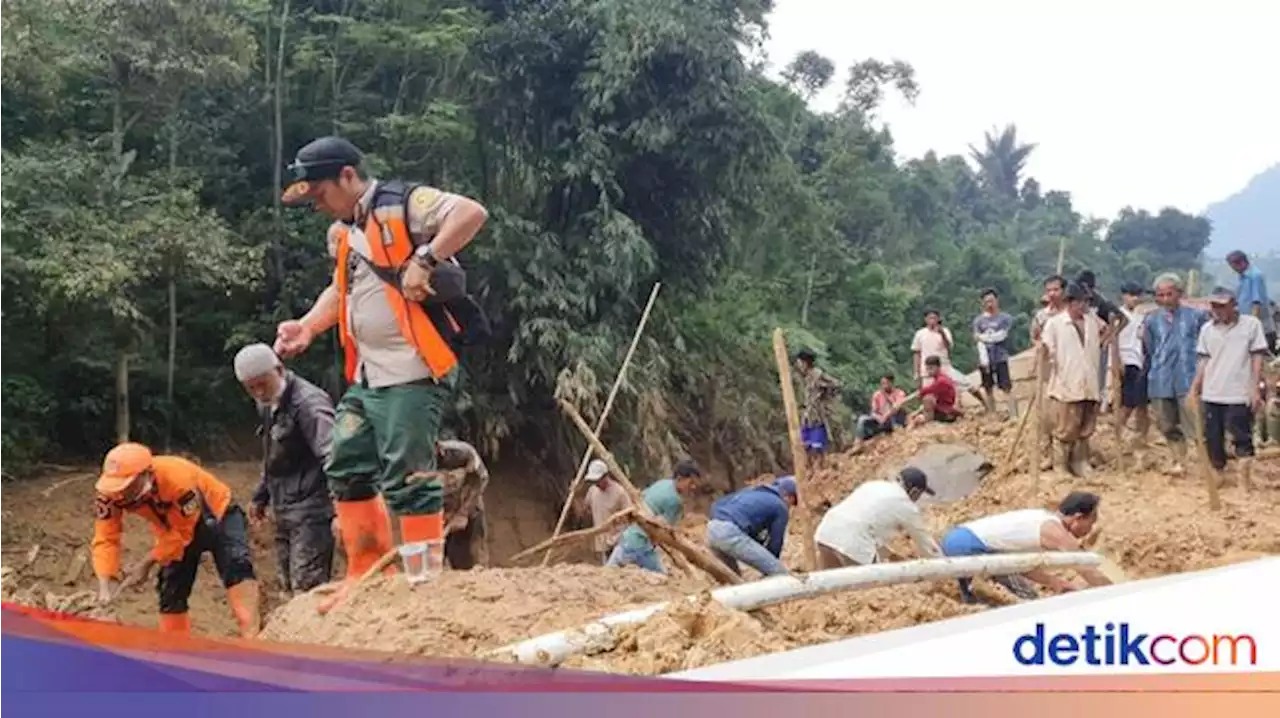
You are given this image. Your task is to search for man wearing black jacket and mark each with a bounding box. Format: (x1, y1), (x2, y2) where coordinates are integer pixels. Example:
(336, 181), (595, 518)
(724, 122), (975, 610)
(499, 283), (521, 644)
(235, 343), (337, 595)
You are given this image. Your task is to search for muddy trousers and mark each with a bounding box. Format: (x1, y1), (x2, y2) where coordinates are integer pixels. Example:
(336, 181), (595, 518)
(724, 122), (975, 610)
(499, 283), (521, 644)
(273, 509), (335, 593)
(322, 377), (456, 605)
(940, 527), (1036, 603)
(1201, 402), (1255, 470)
(444, 509), (487, 570)
(157, 505), (255, 615)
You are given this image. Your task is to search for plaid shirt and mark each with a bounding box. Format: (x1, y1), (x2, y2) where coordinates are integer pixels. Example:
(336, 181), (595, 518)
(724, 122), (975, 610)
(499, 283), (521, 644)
(1141, 304), (1208, 399)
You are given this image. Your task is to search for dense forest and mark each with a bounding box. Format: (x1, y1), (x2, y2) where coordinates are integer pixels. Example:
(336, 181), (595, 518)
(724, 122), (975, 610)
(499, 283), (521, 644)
(1, 0), (1223, 499)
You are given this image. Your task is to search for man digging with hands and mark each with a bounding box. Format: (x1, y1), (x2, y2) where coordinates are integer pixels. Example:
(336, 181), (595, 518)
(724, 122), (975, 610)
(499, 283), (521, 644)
(92, 443), (259, 637)
(275, 136), (488, 612)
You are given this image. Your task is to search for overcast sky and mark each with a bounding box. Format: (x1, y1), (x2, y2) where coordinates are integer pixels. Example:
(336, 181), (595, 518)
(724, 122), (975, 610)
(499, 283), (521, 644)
(760, 0), (1280, 220)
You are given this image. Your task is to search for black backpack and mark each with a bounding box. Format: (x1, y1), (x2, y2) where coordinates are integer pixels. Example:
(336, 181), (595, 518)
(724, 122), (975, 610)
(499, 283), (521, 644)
(351, 181), (493, 349)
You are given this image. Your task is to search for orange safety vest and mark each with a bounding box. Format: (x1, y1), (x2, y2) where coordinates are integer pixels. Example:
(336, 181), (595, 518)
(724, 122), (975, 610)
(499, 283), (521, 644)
(333, 182), (459, 384)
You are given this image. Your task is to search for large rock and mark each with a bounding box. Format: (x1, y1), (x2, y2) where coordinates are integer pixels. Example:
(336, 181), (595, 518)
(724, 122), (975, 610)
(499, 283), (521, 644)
(897, 443), (993, 505)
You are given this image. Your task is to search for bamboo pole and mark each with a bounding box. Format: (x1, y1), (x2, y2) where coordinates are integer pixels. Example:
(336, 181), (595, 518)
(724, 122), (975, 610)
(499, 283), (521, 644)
(1185, 396), (1221, 511)
(486, 552), (1106, 666)
(541, 282), (661, 566)
(771, 329), (818, 572)
(557, 398), (742, 585)
(1056, 237), (1066, 275)
(509, 508), (636, 564)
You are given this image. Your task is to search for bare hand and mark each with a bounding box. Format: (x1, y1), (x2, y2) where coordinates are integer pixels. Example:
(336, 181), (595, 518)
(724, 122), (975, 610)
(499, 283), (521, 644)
(274, 320), (314, 358)
(400, 261), (436, 303)
(331, 516), (342, 541)
(97, 578), (118, 605)
(446, 513), (469, 535)
(119, 558), (156, 592)
(249, 503), (269, 524)
(1252, 386), (1264, 413)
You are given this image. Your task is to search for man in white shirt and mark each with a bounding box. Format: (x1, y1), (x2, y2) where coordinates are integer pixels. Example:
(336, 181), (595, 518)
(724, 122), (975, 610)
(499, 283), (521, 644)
(1115, 282), (1150, 447)
(912, 310), (983, 405)
(940, 491), (1113, 604)
(814, 468), (941, 568)
(576, 459), (633, 564)
(1041, 283), (1105, 477)
(1191, 288), (1268, 489)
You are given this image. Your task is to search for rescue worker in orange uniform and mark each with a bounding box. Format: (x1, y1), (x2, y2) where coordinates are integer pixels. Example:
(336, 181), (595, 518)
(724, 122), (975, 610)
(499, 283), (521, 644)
(92, 443), (260, 637)
(275, 137), (488, 613)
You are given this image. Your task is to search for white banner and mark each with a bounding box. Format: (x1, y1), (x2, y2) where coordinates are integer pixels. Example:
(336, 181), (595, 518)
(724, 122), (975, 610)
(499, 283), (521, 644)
(671, 558), (1279, 680)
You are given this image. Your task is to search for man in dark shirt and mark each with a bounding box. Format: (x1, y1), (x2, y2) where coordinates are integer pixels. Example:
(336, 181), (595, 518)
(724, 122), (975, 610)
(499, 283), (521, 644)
(235, 344), (337, 595)
(1077, 270), (1129, 409)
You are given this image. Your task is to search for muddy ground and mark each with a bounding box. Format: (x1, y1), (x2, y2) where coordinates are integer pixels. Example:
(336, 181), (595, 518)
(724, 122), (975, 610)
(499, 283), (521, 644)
(3, 411), (1277, 675)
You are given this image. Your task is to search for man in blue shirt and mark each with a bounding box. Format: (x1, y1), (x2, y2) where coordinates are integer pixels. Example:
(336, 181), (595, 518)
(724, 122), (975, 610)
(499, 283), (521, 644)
(605, 459), (702, 573)
(1227, 250), (1276, 355)
(705, 476), (797, 577)
(972, 288), (1018, 419)
(1141, 273), (1209, 474)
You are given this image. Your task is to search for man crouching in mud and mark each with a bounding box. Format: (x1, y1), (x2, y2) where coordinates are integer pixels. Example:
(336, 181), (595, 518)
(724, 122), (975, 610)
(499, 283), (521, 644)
(940, 491), (1113, 605)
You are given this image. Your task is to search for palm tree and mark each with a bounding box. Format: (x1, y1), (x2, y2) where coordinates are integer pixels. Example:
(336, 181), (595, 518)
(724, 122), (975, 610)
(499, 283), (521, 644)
(968, 124), (1036, 200)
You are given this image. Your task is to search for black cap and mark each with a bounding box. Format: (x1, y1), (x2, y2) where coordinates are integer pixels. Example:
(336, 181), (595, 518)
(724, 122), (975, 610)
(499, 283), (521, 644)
(900, 467), (935, 496)
(1064, 282), (1087, 301)
(282, 137), (365, 205)
(1208, 286), (1237, 305)
(796, 348), (817, 364)
(1119, 281), (1145, 296)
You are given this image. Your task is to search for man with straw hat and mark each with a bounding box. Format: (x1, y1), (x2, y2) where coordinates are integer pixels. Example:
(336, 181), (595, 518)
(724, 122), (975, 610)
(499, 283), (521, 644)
(91, 443), (259, 637)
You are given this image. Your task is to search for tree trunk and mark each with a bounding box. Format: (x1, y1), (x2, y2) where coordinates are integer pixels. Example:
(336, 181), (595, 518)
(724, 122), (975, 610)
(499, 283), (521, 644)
(271, 0), (289, 287)
(165, 277), (177, 451)
(115, 352), (130, 444)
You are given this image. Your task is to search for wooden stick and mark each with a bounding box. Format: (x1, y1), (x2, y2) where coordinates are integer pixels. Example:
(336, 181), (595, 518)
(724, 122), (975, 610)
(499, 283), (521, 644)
(509, 508), (636, 563)
(557, 398), (743, 585)
(771, 329), (818, 573)
(542, 282), (662, 566)
(1187, 269), (1199, 298)
(318, 547), (399, 615)
(1056, 237), (1066, 274)
(1005, 381), (1040, 472)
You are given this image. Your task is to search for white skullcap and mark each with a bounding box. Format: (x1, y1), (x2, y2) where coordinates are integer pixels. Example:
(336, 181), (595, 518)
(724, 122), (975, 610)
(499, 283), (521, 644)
(233, 343), (282, 382)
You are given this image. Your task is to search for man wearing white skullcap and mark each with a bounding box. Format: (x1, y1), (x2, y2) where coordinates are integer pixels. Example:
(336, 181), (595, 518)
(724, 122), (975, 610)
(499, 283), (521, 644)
(234, 343), (338, 595)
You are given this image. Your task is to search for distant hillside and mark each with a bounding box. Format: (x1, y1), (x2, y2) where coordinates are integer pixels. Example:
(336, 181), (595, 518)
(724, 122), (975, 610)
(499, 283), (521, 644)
(1204, 163), (1279, 258)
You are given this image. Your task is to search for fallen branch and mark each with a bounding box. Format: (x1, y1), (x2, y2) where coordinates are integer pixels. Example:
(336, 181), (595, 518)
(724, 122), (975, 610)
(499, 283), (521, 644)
(543, 282), (661, 566)
(557, 398), (742, 586)
(508, 507), (636, 564)
(41, 473), (95, 498)
(486, 551), (1105, 667)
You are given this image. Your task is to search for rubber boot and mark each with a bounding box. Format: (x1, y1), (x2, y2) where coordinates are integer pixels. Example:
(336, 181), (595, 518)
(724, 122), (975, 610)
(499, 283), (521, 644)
(1167, 441), (1187, 476)
(227, 580), (261, 638)
(1238, 457), (1254, 492)
(317, 496), (395, 615)
(158, 612), (191, 634)
(1052, 441), (1073, 478)
(1069, 441), (1092, 478)
(400, 512), (445, 580)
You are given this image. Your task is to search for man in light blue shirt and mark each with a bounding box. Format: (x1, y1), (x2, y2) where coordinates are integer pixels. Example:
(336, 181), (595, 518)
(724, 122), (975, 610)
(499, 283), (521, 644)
(1227, 250), (1276, 355)
(605, 459), (702, 573)
(1141, 273), (1209, 473)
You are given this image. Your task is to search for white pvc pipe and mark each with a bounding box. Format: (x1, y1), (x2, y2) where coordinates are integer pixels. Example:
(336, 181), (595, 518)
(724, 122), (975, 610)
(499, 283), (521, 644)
(486, 552), (1103, 666)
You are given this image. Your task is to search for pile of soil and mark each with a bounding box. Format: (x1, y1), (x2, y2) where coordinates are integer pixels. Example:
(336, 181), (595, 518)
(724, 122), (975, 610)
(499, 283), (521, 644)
(4, 410), (1276, 675)
(260, 564), (709, 659)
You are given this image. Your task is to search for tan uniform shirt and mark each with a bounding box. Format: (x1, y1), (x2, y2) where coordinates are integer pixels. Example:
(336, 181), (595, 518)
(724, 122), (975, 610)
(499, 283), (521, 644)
(327, 180), (462, 388)
(1042, 311), (1104, 402)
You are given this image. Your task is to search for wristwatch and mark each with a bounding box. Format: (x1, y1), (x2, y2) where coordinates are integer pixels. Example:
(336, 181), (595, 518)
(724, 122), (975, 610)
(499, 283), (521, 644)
(413, 243), (440, 269)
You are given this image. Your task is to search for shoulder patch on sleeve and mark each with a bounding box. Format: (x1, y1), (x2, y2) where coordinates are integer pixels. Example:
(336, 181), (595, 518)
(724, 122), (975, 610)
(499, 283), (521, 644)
(178, 490), (200, 517)
(94, 495), (116, 520)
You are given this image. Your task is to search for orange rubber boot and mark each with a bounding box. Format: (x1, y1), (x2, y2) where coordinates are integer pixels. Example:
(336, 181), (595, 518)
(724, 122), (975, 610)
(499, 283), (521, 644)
(227, 580), (261, 638)
(158, 612), (192, 634)
(400, 512), (444, 579)
(400, 512), (444, 544)
(317, 496), (395, 615)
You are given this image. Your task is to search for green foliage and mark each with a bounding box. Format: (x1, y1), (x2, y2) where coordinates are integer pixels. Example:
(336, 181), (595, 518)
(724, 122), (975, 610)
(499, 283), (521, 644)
(0, 0), (1216, 495)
